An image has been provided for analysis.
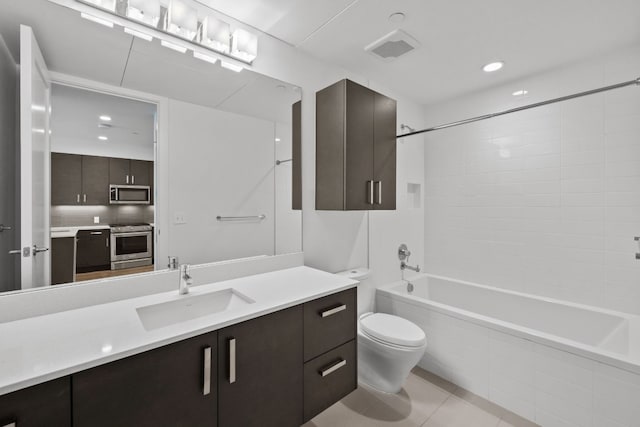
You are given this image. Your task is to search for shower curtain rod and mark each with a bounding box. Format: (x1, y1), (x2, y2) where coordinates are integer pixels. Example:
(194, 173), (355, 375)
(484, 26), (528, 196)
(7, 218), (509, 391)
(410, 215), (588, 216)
(396, 77), (640, 139)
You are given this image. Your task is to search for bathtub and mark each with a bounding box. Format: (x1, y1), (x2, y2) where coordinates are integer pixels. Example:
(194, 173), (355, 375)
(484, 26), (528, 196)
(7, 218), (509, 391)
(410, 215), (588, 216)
(377, 274), (640, 427)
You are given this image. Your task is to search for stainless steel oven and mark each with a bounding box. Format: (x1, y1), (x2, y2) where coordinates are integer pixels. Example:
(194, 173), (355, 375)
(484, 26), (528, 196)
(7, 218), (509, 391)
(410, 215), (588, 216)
(110, 224), (153, 270)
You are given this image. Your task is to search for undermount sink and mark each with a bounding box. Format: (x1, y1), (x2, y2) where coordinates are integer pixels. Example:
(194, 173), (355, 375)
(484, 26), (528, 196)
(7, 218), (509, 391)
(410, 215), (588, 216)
(136, 288), (255, 331)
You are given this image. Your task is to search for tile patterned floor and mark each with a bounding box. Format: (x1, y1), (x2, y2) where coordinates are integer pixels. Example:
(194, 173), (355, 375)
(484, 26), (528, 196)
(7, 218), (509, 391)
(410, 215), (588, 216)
(304, 368), (540, 427)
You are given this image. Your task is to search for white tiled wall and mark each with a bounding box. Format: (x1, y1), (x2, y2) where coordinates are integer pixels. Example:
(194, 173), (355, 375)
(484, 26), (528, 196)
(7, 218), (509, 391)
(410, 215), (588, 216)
(377, 294), (640, 427)
(423, 46), (640, 314)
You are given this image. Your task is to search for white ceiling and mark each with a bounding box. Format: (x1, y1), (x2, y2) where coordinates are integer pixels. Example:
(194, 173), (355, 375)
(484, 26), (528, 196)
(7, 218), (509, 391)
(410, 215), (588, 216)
(202, 0), (640, 105)
(0, 0), (299, 124)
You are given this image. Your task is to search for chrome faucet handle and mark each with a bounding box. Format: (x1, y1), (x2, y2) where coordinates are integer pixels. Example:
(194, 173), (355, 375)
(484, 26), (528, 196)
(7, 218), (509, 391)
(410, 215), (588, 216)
(168, 256), (179, 270)
(178, 264), (193, 295)
(398, 244), (411, 261)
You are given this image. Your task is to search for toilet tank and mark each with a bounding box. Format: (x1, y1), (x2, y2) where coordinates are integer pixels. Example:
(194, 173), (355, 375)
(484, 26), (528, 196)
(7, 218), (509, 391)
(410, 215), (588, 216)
(336, 267), (373, 316)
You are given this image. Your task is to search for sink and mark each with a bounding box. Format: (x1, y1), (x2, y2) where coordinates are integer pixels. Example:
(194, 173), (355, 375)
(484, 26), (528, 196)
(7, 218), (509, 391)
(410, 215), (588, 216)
(137, 288), (255, 331)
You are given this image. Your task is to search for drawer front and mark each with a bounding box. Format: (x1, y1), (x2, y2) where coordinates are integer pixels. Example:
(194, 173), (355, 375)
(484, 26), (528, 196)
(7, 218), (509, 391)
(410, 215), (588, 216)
(0, 377), (71, 427)
(303, 287), (356, 361)
(303, 340), (357, 422)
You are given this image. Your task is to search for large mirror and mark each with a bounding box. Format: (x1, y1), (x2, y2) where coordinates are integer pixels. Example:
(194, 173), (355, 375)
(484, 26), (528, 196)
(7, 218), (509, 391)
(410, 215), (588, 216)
(0, 0), (302, 293)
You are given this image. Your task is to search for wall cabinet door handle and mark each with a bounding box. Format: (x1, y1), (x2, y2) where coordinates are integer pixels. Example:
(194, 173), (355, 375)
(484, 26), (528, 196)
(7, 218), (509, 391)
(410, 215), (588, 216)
(375, 181), (382, 205)
(319, 359), (347, 377)
(132, 175), (135, 184)
(367, 180), (374, 205)
(90, 231), (102, 235)
(203, 346), (212, 396)
(229, 338), (236, 384)
(76, 194), (80, 203)
(83, 194), (87, 203)
(320, 304), (346, 318)
(126, 175), (129, 184)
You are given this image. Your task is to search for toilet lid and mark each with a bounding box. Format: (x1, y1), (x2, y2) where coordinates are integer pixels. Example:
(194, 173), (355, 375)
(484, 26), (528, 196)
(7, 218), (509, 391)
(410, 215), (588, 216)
(360, 313), (426, 348)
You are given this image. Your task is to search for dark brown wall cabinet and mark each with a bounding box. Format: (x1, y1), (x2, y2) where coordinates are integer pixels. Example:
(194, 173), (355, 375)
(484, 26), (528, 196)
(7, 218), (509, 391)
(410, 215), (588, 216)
(218, 306), (303, 427)
(51, 153), (109, 205)
(73, 332), (217, 427)
(0, 377), (71, 427)
(109, 157), (152, 186)
(75, 229), (110, 273)
(316, 79), (397, 210)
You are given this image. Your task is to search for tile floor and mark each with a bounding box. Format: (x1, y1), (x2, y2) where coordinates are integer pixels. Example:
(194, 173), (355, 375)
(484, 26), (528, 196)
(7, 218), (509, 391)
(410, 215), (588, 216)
(304, 368), (540, 427)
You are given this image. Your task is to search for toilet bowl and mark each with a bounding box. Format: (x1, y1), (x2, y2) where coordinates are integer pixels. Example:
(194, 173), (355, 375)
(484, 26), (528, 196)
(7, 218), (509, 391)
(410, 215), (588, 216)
(357, 312), (427, 393)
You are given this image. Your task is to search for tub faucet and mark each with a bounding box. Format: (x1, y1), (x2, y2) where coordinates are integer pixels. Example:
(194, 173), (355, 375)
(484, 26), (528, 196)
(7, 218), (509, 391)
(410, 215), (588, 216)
(178, 264), (193, 295)
(398, 243), (420, 273)
(401, 261), (421, 273)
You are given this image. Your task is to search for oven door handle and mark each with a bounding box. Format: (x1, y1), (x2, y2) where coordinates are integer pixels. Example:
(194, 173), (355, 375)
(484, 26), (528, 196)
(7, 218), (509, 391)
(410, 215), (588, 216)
(111, 232), (152, 238)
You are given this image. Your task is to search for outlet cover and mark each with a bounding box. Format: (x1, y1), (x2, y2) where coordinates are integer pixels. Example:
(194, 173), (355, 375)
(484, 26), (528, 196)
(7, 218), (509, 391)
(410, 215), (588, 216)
(93, 216), (100, 224)
(174, 212), (186, 224)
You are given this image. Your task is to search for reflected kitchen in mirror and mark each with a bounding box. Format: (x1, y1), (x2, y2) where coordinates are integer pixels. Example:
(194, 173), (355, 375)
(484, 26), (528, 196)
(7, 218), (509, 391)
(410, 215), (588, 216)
(0, 0), (302, 294)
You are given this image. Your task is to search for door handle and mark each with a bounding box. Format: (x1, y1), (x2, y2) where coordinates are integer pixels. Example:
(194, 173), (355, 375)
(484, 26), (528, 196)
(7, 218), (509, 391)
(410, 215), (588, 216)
(367, 180), (374, 205)
(33, 246), (49, 256)
(126, 175), (129, 184)
(0, 224), (12, 232)
(9, 247), (30, 257)
(375, 181), (382, 205)
(228, 338), (236, 384)
(83, 194), (87, 203)
(320, 304), (347, 318)
(132, 175), (135, 184)
(203, 346), (212, 396)
(90, 231), (102, 235)
(76, 194), (80, 203)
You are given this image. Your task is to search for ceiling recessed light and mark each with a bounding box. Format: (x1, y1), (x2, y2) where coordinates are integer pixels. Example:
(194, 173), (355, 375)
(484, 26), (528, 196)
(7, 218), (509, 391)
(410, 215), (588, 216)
(388, 12), (405, 24)
(99, 115), (112, 121)
(483, 61), (504, 73)
(512, 89), (528, 96)
(98, 136), (108, 141)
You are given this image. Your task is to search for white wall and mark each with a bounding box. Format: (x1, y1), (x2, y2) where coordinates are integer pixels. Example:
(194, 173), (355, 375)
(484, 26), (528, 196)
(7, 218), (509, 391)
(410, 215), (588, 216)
(167, 99), (276, 265)
(274, 121), (302, 255)
(423, 45), (640, 314)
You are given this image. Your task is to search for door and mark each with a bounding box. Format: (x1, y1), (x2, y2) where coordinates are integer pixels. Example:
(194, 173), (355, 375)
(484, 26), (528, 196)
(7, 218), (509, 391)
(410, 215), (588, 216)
(82, 155), (109, 205)
(345, 80), (374, 210)
(19, 25), (51, 289)
(51, 153), (82, 205)
(129, 160), (151, 186)
(373, 92), (397, 210)
(73, 332), (217, 427)
(108, 157), (130, 185)
(218, 306), (303, 427)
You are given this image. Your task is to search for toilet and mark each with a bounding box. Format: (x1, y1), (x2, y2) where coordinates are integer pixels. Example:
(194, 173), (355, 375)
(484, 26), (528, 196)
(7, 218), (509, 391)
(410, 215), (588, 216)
(337, 268), (427, 394)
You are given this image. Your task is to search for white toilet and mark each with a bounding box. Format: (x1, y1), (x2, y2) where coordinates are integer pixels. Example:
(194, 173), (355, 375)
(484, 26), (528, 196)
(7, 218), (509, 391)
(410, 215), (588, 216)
(337, 268), (427, 394)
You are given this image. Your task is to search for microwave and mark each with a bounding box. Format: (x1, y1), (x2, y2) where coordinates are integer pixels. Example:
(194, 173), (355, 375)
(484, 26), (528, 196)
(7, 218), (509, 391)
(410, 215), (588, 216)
(109, 184), (151, 204)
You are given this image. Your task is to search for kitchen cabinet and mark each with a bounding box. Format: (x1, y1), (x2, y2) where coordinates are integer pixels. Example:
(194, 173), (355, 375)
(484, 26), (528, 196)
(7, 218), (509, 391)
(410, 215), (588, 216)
(75, 229), (110, 273)
(73, 332), (217, 427)
(51, 153), (109, 205)
(0, 377), (71, 427)
(51, 236), (75, 285)
(316, 79), (397, 210)
(218, 306), (303, 427)
(109, 158), (152, 186)
(292, 100), (302, 210)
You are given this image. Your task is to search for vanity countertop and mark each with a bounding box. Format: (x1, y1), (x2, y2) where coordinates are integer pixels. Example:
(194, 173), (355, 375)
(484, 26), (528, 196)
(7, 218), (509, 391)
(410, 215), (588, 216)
(51, 225), (111, 238)
(0, 266), (357, 396)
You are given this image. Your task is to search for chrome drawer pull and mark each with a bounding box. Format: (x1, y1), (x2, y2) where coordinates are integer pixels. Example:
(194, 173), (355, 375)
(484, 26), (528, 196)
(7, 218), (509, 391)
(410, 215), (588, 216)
(321, 304), (346, 318)
(203, 346), (212, 396)
(320, 359), (347, 377)
(229, 338), (236, 384)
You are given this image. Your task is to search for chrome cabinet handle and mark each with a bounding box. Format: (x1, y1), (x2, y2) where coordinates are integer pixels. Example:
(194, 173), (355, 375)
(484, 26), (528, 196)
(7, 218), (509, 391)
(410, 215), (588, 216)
(132, 175), (135, 184)
(0, 224), (11, 232)
(83, 194), (87, 203)
(319, 359), (347, 377)
(367, 180), (374, 205)
(376, 181), (382, 205)
(126, 175), (129, 184)
(321, 304), (346, 318)
(203, 346), (212, 396)
(76, 194), (80, 203)
(106, 237), (109, 247)
(33, 246), (49, 255)
(229, 338), (236, 384)
(90, 231), (102, 235)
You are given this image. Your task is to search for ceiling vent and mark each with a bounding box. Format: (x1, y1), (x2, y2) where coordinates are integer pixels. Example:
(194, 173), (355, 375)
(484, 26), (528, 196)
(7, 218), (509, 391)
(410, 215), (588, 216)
(364, 30), (420, 62)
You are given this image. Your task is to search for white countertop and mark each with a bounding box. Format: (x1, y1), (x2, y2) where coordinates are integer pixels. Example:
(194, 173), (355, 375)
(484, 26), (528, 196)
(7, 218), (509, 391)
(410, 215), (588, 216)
(51, 225), (110, 238)
(0, 266), (357, 396)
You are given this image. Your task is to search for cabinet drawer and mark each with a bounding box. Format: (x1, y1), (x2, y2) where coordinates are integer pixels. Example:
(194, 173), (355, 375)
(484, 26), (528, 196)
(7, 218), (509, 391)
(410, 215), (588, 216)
(303, 340), (356, 422)
(0, 377), (71, 427)
(303, 287), (356, 361)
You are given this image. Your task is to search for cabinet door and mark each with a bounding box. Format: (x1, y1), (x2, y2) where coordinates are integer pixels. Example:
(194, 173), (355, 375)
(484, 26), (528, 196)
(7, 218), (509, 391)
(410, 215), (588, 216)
(81, 156), (109, 205)
(108, 157), (130, 185)
(75, 229), (110, 272)
(73, 332), (217, 427)
(218, 306), (303, 427)
(51, 236), (75, 284)
(373, 93), (397, 210)
(130, 160), (151, 186)
(345, 80), (374, 210)
(0, 377), (71, 427)
(51, 153), (82, 205)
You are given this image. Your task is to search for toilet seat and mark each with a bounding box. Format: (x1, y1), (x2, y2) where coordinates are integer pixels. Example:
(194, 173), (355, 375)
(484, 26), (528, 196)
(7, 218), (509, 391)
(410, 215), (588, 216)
(359, 313), (426, 348)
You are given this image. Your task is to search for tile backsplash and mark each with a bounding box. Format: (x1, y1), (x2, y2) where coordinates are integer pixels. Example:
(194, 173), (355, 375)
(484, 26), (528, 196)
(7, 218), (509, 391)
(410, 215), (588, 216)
(51, 205), (154, 227)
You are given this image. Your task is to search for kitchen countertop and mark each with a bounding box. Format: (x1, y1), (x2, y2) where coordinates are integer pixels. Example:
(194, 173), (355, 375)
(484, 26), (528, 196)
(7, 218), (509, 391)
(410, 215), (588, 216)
(51, 225), (110, 238)
(0, 266), (357, 396)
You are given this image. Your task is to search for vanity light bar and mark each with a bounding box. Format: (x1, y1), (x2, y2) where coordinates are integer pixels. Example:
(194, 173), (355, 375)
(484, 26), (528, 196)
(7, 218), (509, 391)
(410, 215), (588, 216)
(75, 0), (256, 67)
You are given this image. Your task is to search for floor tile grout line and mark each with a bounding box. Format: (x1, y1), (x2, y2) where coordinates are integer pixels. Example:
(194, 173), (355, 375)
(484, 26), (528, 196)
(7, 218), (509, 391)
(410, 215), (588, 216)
(419, 390), (456, 427)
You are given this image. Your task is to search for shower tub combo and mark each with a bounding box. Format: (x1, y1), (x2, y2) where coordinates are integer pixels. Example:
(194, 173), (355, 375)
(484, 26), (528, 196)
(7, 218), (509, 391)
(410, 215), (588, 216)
(377, 275), (640, 427)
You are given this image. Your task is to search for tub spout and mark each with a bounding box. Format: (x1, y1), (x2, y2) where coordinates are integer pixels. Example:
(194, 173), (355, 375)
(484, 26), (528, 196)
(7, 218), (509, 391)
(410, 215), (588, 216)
(401, 261), (420, 273)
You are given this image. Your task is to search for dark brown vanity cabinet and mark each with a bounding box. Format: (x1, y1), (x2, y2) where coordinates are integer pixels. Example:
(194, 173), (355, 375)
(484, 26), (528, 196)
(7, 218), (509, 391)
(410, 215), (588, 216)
(218, 306), (303, 427)
(75, 229), (110, 273)
(51, 153), (109, 205)
(0, 377), (71, 427)
(73, 332), (217, 427)
(109, 157), (153, 186)
(316, 79), (397, 210)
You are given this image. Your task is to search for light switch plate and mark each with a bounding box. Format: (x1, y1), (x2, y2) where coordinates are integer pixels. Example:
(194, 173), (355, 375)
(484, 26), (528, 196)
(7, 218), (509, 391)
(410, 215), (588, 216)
(174, 212), (186, 224)
(93, 216), (100, 224)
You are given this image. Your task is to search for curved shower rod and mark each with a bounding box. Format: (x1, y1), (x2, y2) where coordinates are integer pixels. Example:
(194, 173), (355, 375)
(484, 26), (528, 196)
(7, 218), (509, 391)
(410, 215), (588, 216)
(397, 77), (640, 139)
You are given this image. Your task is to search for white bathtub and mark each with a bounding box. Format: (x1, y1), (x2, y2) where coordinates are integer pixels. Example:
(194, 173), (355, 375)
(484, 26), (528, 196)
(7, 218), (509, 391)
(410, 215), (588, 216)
(377, 274), (640, 427)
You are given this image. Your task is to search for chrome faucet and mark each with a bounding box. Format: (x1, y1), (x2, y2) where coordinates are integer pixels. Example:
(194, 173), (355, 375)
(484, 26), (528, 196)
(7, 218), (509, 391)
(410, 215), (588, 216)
(401, 261), (421, 273)
(178, 264), (193, 295)
(398, 243), (420, 273)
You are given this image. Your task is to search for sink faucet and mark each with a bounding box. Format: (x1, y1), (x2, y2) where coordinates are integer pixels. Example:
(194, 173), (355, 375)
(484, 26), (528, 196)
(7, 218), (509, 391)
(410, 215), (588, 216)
(179, 264), (193, 295)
